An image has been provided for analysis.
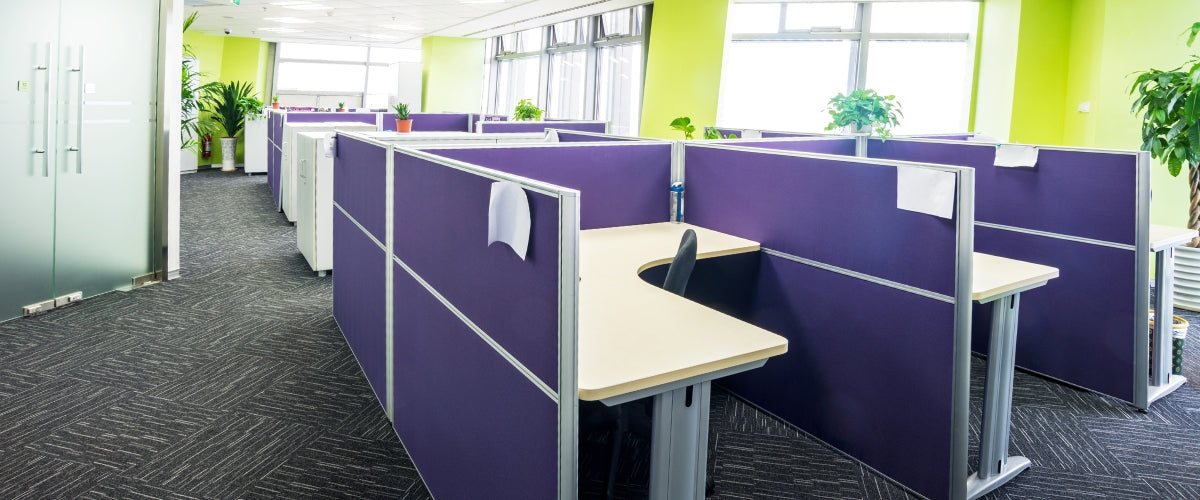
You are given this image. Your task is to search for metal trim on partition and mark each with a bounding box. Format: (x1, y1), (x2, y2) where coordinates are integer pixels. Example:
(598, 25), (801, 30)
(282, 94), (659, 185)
(557, 190), (580, 500)
(974, 222), (1136, 251)
(687, 142), (972, 174)
(761, 248), (954, 304)
(385, 144), (395, 422)
(333, 203), (386, 252)
(671, 140), (685, 185)
(546, 129), (660, 141)
(1133, 151), (1153, 409)
(950, 167), (975, 500)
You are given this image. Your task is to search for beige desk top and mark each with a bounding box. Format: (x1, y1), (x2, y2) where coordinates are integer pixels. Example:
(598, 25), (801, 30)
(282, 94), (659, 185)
(972, 253), (1059, 303)
(578, 223), (789, 401)
(1150, 224), (1198, 252)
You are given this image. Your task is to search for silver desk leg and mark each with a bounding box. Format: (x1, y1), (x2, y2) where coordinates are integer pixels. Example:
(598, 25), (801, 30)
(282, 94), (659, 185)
(649, 381), (711, 500)
(967, 293), (1031, 500)
(1149, 247), (1188, 404)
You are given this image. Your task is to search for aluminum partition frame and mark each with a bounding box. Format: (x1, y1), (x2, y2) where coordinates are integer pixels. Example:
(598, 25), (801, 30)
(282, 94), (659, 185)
(476, 120), (609, 134)
(867, 137), (1154, 409)
(681, 143), (975, 500)
(336, 130), (581, 499)
(549, 128), (660, 142)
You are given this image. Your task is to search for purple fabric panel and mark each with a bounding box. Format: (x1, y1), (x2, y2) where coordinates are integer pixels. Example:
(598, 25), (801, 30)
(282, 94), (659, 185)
(270, 112), (283, 146)
(685, 146), (958, 296)
(973, 227), (1136, 401)
(333, 210), (387, 407)
(870, 140), (1138, 245)
(270, 145), (282, 209)
(904, 135), (973, 141)
(761, 131), (823, 138)
(425, 144), (671, 230)
(333, 136), (387, 242)
(735, 138), (857, 156)
(409, 113), (471, 132)
(381, 116), (396, 132)
(555, 131), (637, 143)
(719, 253), (955, 500)
(392, 266), (558, 500)
(392, 152), (562, 388)
(478, 121), (606, 133)
(286, 111), (378, 125)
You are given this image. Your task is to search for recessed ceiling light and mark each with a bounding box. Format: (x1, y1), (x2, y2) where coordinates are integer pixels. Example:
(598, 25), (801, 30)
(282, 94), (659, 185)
(360, 34), (397, 40)
(263, 17), (313, 24)
(259, 27), (302, 33)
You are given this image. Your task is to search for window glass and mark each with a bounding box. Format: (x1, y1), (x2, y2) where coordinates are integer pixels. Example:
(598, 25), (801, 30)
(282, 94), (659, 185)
(518, 27), (544, 52)
(870, 2), (979, 34)
(552, 19), (585, 46)
(597, 43), (643, 135)
(784, 3), (856, 31)
(864, 40), (970, 133)
(728, 3), (781, 34)
(364, 64), (399, 109)
(496, 56), (541, 116)
(600, 8), (633, 38)
(547, 51), (588, 119)
(278, 42), (367, 62)
(719, 41), (854, 132)
(276, 62), (366, 92)
(369, 47), (419, 64)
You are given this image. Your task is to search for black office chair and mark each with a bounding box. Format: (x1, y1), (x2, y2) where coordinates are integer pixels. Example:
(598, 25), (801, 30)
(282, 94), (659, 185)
(590, 229), (706, 500)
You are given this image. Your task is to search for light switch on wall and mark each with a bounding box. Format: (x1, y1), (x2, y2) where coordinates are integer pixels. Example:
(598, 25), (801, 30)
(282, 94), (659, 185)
(1078, 101), (1091, 113)
(17, 81), (31, 92)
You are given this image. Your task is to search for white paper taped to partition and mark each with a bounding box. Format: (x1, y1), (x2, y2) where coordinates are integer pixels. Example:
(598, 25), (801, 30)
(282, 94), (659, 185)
(323, 132), (337, 158)
(488, 181), (532, 260)
(994, 144), (1038, 168)
(742, 129), (762, 139)
(546, 129), (559, 142)
(896, 166), (956, 219)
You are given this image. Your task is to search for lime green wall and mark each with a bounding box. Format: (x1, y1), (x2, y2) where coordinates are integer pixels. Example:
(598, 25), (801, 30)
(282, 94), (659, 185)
(1009, 0), (1072, 145)
(183, 32), (270, 165)
(421, 37), (483, 113)
(639, 0), (730, 139)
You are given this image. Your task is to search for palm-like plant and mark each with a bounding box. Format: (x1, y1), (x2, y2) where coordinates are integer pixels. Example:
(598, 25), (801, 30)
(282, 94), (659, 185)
(182, 12), (220, 151)
(202, 80), (256, 138)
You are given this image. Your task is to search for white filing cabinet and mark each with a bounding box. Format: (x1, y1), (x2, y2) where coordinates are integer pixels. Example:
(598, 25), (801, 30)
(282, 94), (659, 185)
(281, 122), (378, 222)
(243, 115), (268, 174)
(294, 132), (334, 274)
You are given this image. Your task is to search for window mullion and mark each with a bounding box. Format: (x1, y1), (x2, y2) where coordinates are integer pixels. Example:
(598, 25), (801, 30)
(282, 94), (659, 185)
(853, 2), (871, 91)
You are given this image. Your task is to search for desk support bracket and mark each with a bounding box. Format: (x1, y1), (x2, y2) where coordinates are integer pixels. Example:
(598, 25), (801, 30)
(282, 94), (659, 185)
(967, 293), (1030, 500)
(649, 380), (711, 500)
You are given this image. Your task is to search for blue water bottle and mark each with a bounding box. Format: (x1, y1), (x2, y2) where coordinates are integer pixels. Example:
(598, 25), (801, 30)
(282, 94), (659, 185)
(670, 182), (684, 223)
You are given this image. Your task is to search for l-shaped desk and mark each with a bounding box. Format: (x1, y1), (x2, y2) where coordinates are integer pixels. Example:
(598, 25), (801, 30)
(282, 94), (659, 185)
(580, 222), (1058, 500)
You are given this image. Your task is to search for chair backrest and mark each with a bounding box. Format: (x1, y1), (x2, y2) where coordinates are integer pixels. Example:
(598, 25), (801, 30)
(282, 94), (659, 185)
(663, 229), (698, 296)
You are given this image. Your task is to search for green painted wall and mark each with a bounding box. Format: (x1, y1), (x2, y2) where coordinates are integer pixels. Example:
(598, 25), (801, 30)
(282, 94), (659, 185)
(639, 0), (730, 139)
(421, 37), (483, 113)
(183, 32), (269, 166)
(1009, 0), (1072, 145)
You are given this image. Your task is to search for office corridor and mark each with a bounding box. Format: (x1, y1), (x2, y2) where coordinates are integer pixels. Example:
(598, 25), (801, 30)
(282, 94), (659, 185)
(0, 170), (1197, 499)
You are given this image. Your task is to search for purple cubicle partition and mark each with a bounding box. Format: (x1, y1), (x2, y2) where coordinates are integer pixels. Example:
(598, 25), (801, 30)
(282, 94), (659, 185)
(477, 121), (607, 134)
(332, 209), (387, 406)
(381, 113), (472, 132)
(285, 111), (378, 126)
(334, 135), (388, 242)
(869, 139), (1149, 405)
(760, 130), (828, 138)
(683, 143), (974, 500)
(553, 130), (646, 143)
(720, 137), (857, 156)
(268, 111), (285, 209)
(423, 143), (671, 230)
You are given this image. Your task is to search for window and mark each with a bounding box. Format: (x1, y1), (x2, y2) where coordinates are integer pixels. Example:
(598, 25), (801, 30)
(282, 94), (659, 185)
(718, 1), (980, 135)
(484, 6), (648, 135)
(274, 42), (418, 110)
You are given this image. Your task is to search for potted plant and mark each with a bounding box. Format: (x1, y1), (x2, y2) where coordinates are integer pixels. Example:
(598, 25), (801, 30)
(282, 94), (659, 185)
(513, 98), (543, 121)
(669, 116), (696, 140)
(337, 101), (346, 112)
(182, 12), (220, 153)
(393, 102), (412, 132)
(703, 127), (738, 140)
(241, 96), (266, 122)
(271, 95), (280, 109)
(824, 88), (902, 156)
(201, 80), (256, 171)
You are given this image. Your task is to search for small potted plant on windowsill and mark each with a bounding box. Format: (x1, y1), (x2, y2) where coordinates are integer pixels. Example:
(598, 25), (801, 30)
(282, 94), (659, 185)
(336, 102), (346, 112)
(394, 102), (412, 132)
(824, 88), (902, 156)
(513, 98), (543, 121)
(271, 95), (279, 109)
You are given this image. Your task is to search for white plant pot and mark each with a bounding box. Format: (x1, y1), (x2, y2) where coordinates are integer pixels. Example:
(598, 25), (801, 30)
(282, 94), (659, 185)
(220, 137), (237, 172)
(1173, 246), (1200, 312)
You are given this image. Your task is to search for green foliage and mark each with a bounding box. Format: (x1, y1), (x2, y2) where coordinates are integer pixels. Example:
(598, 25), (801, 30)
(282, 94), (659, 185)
(1130, 23), (1200, 177)
(513, 98), (543, 121)
(669, 116), (696, 140)
(240, 95), (265, 121)
(393, 102), (410, 120)
(181, 12), (219, 151)
(272, 95), (279, 103)
(337, 102), (345, 110)
(201, 80), (256, 138)
(702, 127), (739, 140)
(823, 88), (903, 139)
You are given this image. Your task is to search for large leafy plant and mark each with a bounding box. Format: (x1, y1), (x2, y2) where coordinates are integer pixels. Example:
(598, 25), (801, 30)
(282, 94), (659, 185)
(824, 88), (902, 139)
(513, 98), (543, 121)
(182, 12), (220, 151)
(1132, 22), (1200, 242)
(202, 80), (257, 138)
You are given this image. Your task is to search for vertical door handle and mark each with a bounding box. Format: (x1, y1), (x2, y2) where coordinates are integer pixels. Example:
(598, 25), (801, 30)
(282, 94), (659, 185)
(68, 45), (84, 174)
(33, 42), (51, 177)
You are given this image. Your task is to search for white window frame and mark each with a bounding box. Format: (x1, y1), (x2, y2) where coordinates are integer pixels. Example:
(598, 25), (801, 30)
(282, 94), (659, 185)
(273, 44), (407, 108)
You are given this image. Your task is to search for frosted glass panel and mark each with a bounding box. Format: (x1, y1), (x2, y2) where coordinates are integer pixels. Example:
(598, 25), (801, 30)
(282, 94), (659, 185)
(719, 41), (854, 132)
(865, 41), (970, 134)
(547, 51), (587, 119)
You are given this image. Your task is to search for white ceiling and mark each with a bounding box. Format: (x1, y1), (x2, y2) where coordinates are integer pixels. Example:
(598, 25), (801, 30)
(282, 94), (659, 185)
(185, 0), (648, 48)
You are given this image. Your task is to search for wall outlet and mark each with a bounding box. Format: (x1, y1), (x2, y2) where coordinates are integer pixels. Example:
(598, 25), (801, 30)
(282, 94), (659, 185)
(17, 80), (31, 92)
(1078, 101), (1091, 113)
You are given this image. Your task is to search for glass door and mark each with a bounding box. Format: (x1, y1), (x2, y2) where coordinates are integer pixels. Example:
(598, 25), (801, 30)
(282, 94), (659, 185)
(0, 1), (61, 322)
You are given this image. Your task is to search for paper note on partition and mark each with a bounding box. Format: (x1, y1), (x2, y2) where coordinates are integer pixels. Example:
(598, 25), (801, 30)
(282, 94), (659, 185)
(323, 132), (337, 158)
(546, 129), (559, 142)
(742, 129), (762, 139)
(488, 181), (532, 260)
(994, 144), (1038, 168)
(896, 166), (956, 219)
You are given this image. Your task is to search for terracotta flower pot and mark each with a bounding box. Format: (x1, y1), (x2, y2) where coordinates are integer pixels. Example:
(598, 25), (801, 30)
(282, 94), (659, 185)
(396, 119), (413, 133)
(271, 102), (279, 109)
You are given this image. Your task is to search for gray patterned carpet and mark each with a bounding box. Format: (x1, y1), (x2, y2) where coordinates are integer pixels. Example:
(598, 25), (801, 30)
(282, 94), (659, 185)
(0, 169), (1198, 499)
